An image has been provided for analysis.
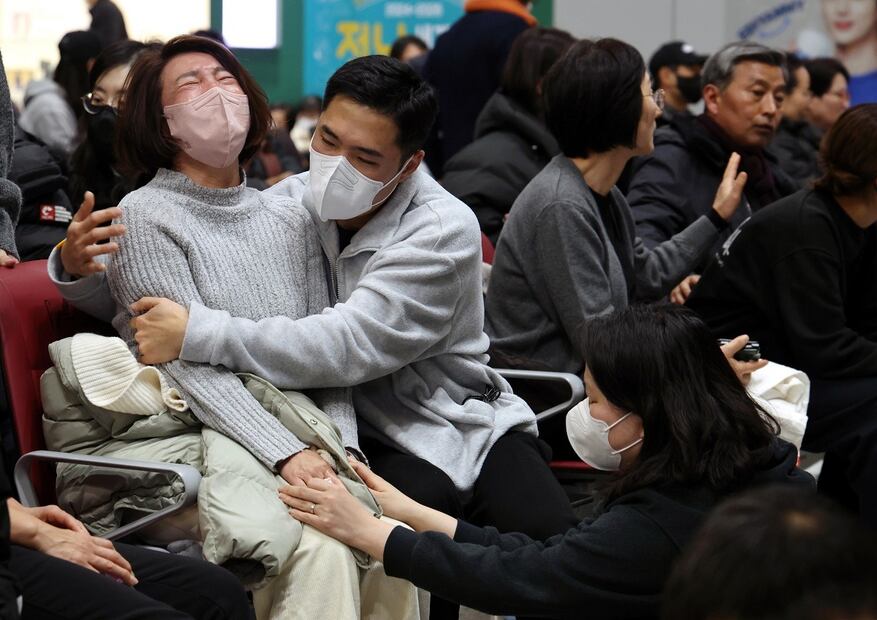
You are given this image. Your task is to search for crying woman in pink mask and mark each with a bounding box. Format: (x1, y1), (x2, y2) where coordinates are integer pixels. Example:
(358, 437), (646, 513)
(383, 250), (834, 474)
(57, 35), (420, 620)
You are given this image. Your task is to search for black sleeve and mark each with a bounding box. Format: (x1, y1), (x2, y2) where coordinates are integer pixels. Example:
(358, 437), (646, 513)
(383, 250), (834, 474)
(382, 508), (671, 619)
(846, 235), (877, 341)
(773, 248), (877, 378)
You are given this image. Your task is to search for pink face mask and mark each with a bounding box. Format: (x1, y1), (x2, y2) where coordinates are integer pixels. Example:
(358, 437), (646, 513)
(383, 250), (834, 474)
(163, 86), (250, 169)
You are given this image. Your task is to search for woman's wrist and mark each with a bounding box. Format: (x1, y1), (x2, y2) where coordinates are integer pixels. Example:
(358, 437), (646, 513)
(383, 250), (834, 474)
(406, 504), (459, 538)
(351, 516), (396, 561)
(393, 497), (426, 527)
(9, 503), (46, 549)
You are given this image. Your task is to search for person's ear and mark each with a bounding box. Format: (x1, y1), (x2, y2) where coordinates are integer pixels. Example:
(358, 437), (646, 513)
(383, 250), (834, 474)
(658, 66), (676, 89)
(398, 150), (424, 182)
(703, 84), (722, 116)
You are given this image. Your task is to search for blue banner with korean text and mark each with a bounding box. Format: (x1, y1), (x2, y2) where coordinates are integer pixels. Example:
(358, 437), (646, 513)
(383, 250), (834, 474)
(303, 0), (463, 96)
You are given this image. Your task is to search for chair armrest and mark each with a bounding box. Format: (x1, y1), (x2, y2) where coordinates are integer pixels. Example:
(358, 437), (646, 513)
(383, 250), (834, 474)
(496, 369), (585, 423)
(14, 450), (200, 541)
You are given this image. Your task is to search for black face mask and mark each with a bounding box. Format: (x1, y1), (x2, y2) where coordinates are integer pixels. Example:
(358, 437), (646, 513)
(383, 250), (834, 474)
(87, 107), (118, 163)
(676, 74), (703, 104)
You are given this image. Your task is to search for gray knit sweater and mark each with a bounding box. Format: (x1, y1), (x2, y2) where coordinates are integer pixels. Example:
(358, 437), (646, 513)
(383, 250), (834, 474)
(107, 168), (357, 468)
(0, 51), (22, 258)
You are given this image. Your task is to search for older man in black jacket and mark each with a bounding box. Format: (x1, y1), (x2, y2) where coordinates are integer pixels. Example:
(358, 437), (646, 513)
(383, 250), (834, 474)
(627, 41), (798, 267)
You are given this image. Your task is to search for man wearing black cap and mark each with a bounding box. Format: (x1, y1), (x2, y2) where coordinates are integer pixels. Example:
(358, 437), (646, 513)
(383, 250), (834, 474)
(649, 41), (708, 128)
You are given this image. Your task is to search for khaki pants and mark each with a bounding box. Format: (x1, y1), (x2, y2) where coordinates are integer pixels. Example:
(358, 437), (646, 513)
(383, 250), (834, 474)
(253, 519), (420, 620)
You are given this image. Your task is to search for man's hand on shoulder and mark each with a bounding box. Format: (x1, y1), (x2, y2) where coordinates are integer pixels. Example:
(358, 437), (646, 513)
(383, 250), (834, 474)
(129, 297), (189, 364)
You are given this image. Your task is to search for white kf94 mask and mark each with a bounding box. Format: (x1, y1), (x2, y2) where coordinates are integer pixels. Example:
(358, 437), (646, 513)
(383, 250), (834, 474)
(306, 140), (413, 221)
(565, 398), (643, 471)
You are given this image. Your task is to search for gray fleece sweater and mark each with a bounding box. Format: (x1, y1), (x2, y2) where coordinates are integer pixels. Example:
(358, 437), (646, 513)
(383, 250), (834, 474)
(0, 51), (22, 258)
(106, 168), (358, 468)
(485, 154), (721, 375)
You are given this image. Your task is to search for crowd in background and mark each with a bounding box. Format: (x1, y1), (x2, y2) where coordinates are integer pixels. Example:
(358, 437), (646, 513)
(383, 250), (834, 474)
(0, 0), (877, 619)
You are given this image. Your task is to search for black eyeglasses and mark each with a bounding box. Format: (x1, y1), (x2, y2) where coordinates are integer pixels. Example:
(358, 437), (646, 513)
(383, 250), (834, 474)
(81, 93), (119, 116)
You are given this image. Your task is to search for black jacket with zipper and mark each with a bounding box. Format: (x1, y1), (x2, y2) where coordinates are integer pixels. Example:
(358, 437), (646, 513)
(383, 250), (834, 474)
(626, 114), (798, 266)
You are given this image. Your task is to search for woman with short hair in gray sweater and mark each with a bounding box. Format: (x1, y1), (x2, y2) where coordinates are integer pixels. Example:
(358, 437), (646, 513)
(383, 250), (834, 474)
(104, 35), (417, 619)
(484, 38), (750, 457)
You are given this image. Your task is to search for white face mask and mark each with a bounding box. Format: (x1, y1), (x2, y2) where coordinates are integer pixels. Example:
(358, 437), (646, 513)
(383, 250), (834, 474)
(565, 398), (643, 471)
(290, 116), (317, 152)
(306, 139), (414, 222)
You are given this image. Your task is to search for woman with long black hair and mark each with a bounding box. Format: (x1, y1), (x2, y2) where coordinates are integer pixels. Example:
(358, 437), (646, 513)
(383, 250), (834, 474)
(280, 303), (813, 619)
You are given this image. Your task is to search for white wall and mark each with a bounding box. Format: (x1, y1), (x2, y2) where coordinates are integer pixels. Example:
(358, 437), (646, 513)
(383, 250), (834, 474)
(553, 0), (726, 63)
(0, 0), (211, 107)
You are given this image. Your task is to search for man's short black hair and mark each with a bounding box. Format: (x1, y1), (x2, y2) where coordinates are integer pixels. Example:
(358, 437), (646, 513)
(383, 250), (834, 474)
(543, 38), (645, 158)
(806, 57), (851, 97)
(323, 55), (438, 158)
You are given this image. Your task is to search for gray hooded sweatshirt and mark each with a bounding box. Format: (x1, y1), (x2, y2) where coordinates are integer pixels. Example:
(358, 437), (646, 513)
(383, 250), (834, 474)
(18, 80), (77, 156)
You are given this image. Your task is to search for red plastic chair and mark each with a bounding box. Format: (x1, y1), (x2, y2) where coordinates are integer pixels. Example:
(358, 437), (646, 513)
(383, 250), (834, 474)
(0, 260), (199, 539)
(0, 260), (113, 502)
(480, 232), (495, 265)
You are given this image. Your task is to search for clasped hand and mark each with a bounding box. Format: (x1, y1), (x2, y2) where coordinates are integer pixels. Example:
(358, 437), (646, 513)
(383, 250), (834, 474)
(277, 460), (407, 556)
(10, 500), (137, 586)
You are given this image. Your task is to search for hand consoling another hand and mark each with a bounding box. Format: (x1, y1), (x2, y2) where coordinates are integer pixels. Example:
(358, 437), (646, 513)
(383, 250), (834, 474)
(279, 448), (339, 487)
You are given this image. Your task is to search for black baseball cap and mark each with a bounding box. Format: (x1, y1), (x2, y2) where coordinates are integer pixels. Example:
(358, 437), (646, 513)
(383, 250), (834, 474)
(649, 41), (709, 79)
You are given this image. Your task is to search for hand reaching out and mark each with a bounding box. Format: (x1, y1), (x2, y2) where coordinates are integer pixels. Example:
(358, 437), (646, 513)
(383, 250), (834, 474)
(60, 191), (125, 277)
